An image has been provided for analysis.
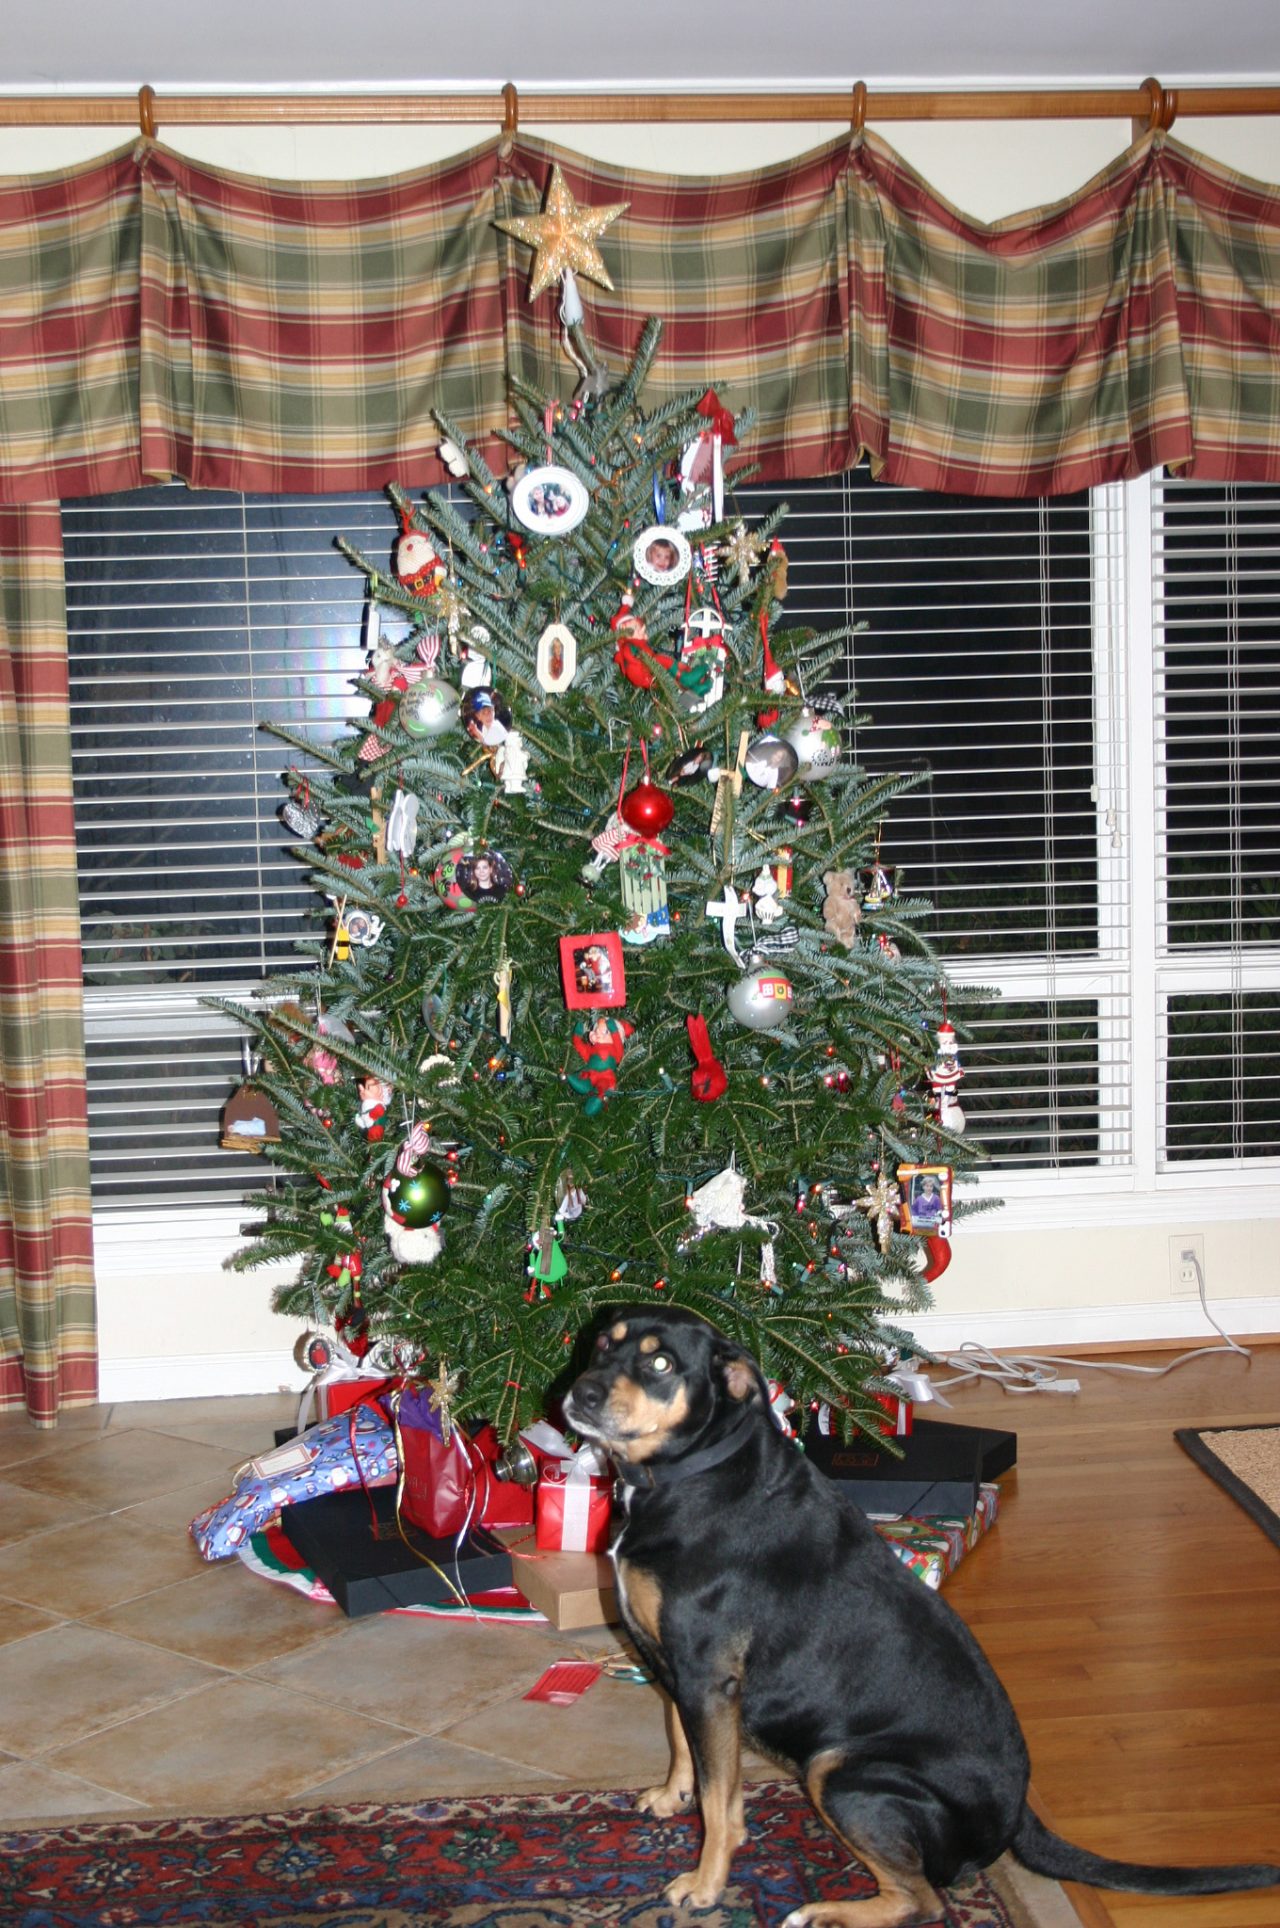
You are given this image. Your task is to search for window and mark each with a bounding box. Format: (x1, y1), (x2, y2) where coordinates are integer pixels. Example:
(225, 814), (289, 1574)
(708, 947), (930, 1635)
(62, 470), (1280, 1211)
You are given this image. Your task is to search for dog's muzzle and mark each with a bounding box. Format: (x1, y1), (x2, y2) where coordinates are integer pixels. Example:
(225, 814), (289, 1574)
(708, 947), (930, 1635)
(563, 1370), (610, 1434)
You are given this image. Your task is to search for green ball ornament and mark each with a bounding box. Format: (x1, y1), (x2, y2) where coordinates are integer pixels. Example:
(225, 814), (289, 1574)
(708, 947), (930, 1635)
(385, 1165), (449, 1227)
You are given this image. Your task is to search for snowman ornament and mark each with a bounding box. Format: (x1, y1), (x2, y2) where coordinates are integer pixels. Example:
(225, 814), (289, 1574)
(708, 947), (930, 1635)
(927, 1020), (966, 1133)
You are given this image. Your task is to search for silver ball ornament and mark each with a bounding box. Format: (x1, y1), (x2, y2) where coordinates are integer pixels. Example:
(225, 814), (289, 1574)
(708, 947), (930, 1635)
(727, 965), (795, 1030)
(399, 677), (460, 738)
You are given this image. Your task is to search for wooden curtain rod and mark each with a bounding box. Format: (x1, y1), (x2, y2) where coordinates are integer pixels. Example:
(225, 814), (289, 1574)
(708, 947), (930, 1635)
(3, 78), (1279, 135)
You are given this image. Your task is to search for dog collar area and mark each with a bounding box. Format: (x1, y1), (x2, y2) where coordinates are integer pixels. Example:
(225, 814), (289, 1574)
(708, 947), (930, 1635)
(615, 1409), (757, 1489)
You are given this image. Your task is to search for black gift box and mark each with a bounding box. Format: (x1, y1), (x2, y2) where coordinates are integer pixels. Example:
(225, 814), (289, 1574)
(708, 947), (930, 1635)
(280, 1485), (513, 1618)
(804, 1418), (1015, 1518)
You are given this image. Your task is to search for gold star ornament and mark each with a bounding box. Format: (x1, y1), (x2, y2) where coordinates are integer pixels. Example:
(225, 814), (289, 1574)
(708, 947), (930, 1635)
(496, 165), (629, 302)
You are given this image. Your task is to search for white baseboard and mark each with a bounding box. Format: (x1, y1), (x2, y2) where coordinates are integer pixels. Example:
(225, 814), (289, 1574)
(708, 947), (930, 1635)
(908, 1296), (1280, 1357)
(99, 1349), (307, 1405)
(99, 1297), (1280, 1404)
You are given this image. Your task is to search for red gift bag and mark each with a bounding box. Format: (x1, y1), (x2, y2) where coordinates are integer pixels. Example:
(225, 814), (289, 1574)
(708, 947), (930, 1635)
(390, 1385), (475, 1539)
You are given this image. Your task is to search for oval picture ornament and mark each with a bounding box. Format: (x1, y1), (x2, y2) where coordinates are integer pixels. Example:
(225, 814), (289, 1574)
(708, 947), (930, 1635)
(510, 465), (590, 536)
(744, 732), (800, 792)
(398, 677), (459, 739)
(632, 525), (692, 588)
(727, 966), (795, 1030)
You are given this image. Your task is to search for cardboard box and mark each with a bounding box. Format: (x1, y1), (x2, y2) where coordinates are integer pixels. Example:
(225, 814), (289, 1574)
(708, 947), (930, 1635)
(280, 1485), (512, 1618)
(495, 1528), (619, 1630)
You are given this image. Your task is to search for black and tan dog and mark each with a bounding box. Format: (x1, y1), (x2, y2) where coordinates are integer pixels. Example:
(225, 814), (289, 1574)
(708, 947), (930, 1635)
(563, 1306), (1280, 1926)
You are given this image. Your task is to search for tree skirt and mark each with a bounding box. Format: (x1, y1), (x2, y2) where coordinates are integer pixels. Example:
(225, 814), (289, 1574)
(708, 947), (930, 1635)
(0, 1781), (1077, 1928)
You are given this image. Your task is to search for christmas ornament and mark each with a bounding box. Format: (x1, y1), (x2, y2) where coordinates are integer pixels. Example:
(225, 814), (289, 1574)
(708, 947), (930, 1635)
(727, 964), (794, 1029)
(494, 952), (514, 1040)
(721, 520), (768, 584)
(355, 1075), (393, 1139)
(633, 525), (691, 586)
(536, 622), (578, 693)
(784, 705), (842, 780)
(863, 862), (895, 908)
(821, 869), (863, 949)
(493, 729), (530, 795)
(343, 905), (384, 949)
(384, 788), (419, 859)
(281, 791), (324, 839)
(510, 465), (590, 535)
(432, 846), (515, 911)
(705, 884), (748, 966)
(927, 1021), (966, 1132)
(437, 436), (469, 478)
(750, 865), (787, 926)
(897, 1163), (953, 1235)
(494, 163), (629, 301)
(526, 1223), (568, 1296)
(395, 525), (445, 598)
(744, 732), (799, 791)
(619, 840), (670, 945)
(680, 1154), (774, 1246)
(219, 1084), (281, 1152)
(677, 389), (737, 529)
(666, 743), (713, 786)
(567, 1012), (634, 1116)
(385, 1164), (449, 1228)
(858, 1171), (902, 1253)
(560, 931), (626, 1008)
(611, 594), (673, 690)
(399, 676), (459, 739)
(555, 1169), (589, 1221)
(460, 627), (492, 687)
(919, 1235), (953, 1282)
(686, 1012), (727, 1102)
(676, 603), (728, 716)
(461, 686), (511, 750)
(619, 778), (674, 839)
(778, 791), (813, 827)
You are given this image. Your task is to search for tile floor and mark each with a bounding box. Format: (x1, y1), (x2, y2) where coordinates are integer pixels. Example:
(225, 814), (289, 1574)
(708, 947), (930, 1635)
(0, 1390), (767, 1825)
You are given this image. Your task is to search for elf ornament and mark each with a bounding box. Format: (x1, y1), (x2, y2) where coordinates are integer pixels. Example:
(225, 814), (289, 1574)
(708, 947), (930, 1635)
(567, 1013), (634, 1116)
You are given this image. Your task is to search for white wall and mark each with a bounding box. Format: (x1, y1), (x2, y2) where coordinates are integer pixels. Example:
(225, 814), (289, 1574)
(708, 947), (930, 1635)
(5, 107), (1276, 1400)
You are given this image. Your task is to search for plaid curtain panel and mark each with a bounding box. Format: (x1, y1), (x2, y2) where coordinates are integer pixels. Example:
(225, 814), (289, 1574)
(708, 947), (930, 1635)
(136, 139), (512, 492)
(0, 506), (96, 1424)
(0, 147), (144, 505)
(497, 135), (858, 481)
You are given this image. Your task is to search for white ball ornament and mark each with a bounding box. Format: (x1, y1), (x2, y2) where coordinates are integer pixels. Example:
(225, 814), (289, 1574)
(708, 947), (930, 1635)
(727, 965), (794, 1030)
(783, 706), (841, 781)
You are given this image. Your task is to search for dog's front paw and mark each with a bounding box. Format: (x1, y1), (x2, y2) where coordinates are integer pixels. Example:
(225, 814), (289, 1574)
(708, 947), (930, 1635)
(665, 1869), (724, 1911)
(637, 1780), (695, 1818)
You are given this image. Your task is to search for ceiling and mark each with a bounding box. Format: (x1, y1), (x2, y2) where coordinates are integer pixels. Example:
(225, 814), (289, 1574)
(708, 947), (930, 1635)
(3, 0), (1279, 93)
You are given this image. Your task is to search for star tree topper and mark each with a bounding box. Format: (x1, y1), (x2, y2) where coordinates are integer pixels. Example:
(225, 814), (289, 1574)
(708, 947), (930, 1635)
(496, 164), (629, 301)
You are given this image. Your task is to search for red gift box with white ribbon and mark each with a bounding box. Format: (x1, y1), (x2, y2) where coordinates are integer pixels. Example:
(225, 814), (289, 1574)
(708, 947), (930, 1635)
(535, 1450), (613, 1554)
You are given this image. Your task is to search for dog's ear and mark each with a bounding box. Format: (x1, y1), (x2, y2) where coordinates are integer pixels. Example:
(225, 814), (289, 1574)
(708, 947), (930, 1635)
(714, 1342), (767, 1405)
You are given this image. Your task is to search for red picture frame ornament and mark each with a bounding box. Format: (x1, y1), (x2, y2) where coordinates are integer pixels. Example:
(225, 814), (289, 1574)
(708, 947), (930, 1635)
(559, 932), (627, 1010)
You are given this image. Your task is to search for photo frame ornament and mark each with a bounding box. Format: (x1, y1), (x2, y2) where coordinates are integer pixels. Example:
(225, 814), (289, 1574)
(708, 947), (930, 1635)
(896, 1163), (953, 1237)
(510, 465), (590, 536)
(559, 930), (627, 1010)
(632, 524), (692, 588)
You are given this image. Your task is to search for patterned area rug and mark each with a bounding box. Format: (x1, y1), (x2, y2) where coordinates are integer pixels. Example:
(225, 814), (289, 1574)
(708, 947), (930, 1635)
(0, 1782), (1080, 1927)
(1176, 1421), (1280, 1547)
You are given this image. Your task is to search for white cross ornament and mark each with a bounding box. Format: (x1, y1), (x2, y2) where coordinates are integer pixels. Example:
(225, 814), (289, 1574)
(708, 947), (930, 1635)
(706, 884), (747, 965)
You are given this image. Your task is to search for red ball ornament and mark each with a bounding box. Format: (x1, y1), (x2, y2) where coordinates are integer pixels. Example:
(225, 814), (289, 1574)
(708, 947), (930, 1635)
(619, 779), (674, 838)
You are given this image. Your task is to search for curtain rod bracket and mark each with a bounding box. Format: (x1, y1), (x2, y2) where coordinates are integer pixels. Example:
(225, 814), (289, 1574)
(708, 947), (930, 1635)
(850, 81), (868, 138)
(1135, 76), (1177, 139)
(138, 84), (157, 141)
(502, 82), (519, 136)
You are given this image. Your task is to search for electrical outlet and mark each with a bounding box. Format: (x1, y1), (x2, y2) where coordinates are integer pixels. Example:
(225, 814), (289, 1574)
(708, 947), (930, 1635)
(1169, 1233), (1206, 1298)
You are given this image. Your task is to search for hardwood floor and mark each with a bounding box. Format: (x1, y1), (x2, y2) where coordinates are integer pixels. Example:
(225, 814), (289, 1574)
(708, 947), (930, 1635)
(937, 1339), (1280, 1928)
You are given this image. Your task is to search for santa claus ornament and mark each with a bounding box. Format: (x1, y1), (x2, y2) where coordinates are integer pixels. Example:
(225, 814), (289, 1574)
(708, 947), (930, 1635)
(395, 520), (446, 600)
(928, 1020), (966, 1133)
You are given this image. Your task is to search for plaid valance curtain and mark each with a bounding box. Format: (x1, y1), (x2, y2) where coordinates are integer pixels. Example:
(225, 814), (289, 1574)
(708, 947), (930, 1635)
(2, 127), (1278, 505)
(0, 121), (1278, 1419)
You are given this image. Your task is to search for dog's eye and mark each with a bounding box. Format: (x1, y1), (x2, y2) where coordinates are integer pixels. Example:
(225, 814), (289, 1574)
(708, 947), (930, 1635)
(650, 1353), (673, 1373)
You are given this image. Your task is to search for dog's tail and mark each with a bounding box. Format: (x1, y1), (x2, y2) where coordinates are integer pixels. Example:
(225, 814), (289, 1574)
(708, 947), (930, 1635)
(1012, 1806), (1280, 1896)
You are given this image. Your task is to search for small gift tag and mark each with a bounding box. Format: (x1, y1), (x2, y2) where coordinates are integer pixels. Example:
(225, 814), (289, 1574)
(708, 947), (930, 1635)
(524, 1660), (602, 1706)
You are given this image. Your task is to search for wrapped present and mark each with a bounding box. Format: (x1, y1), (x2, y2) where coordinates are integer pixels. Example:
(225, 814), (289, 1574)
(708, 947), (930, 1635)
(536, 1448), (612, 1554)
(872, 1482), (1001, 1591)
(871, 1393), (914, 1438)
(189, 1399), (397, 1560)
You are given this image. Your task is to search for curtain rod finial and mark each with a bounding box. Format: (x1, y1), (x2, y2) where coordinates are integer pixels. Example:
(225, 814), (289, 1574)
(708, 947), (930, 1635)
(502, 82), (519, 136)
(138, 84), (157, 140)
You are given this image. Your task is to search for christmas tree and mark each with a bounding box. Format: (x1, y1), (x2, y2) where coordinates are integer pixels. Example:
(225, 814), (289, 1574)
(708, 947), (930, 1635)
(216, 181), (978, 1444)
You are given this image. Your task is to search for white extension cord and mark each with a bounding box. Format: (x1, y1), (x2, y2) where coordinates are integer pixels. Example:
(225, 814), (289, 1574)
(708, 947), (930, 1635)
(929, 1256), (1250, 1396)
